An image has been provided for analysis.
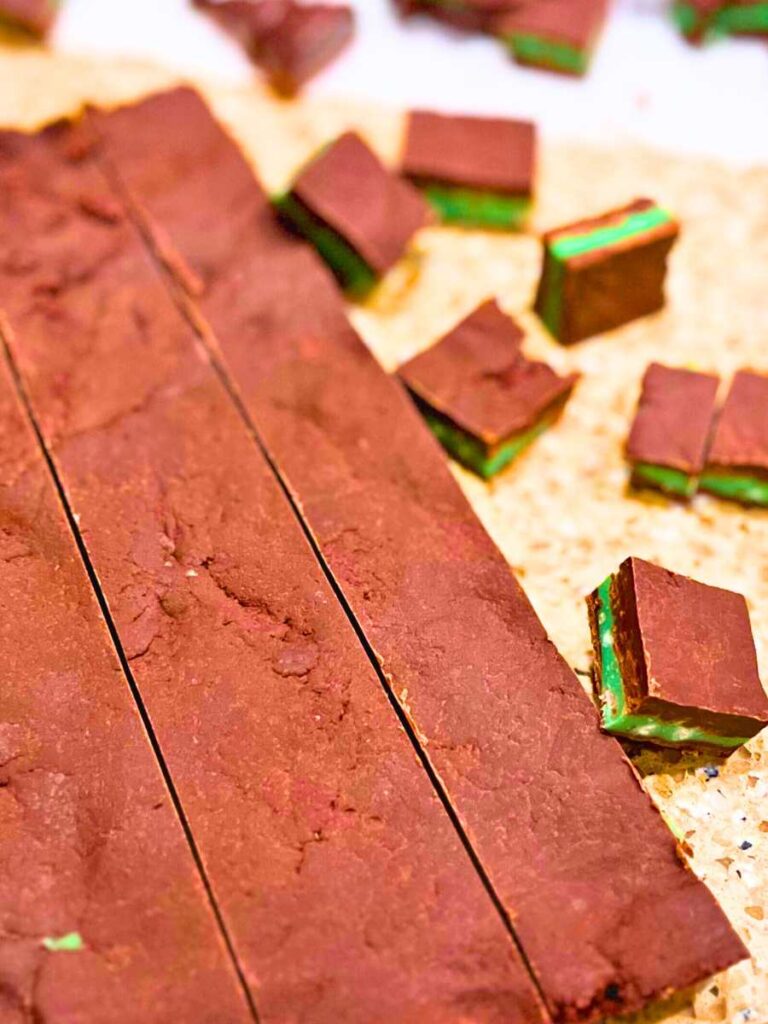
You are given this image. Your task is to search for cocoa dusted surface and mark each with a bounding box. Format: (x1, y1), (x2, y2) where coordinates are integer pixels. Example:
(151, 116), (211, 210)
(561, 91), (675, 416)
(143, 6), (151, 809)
(0, 0), (55, 35)
(398, 300), (577, 444)
(290, 131), (431, 274)
(0, 329), (251, 1019)
(0, 119), (548, 1024)
(402, 111), (536, 195)
(626, 362), (720, 474)
(706, 370), (768, 476)
(93, 87), (750, 1023)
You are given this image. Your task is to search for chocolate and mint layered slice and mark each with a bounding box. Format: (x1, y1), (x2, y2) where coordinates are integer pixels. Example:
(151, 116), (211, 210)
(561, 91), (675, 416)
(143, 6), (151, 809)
(673, 0), (768, 41)
(398, 299), (577, 478)
(0, 0), (58, 36)
(534, 198), (680, 344)
(671, 0), (724, 40)
(627, 363), (720, 497)
(401, 110), (535, 230)
(701, 370), (768, 506)
(274, 131), (430, 297)
(394, 0), (520, 33)
(588, 557), (768, 750)
(494, 0), (609, 75)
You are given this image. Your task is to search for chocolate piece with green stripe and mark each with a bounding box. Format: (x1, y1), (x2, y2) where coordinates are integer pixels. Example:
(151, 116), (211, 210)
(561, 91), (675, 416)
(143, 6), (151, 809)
(587, 557), (768, 750)
(398, 299), (578, 478)
(627, 363), (720, 498)
(494, 0), (609, 76)
(534, 198), (680, 345)
(394, 0), (520, 33)
(402, 110), (535, 230)
(275, 131), (430, 298)
(673, 0), (768, 42)
(701, 370), (768, 506)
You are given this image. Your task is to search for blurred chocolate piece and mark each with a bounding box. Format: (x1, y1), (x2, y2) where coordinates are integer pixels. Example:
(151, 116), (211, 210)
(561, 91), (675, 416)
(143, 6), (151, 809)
(0, 0), (58, 36)
(394, 0), (521, 33)
(701, 370), (768, 506)
(494, 0), (610, 75)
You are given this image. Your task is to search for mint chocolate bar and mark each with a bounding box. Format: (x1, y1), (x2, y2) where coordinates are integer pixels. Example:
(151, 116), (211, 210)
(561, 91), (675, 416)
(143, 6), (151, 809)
(398, 299), (577, 478)
(627, 363), (720, 497)
(673, 0), (768, 41)
(401, 110), (535, 230)
(494, 0), (609, 76)
(588, 557), (768, 750)
(701, 370), (768, 506)
(535, 198), (680, 344)
(274, 131), (429, 297)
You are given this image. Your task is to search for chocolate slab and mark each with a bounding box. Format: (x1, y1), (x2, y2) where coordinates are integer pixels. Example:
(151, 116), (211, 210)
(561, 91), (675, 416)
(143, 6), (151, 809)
(195, 0), (354, 95)
(626, 362), (720, 495)
(402, 110), (535, 196)
(0, 335), (251, 1019)
(0, 120), (548, 1024)
(398, 299), (577, 444)
(92, 87), (750, 1023)
(588, 557), (768, 748)
(286, 131), (431, 276)
(701, 370), (768, 505)
(535, 198), (680, 344)
(395, 0), (522, 33)
(0, 0), (56, 36)
(494, 0), (610, 74)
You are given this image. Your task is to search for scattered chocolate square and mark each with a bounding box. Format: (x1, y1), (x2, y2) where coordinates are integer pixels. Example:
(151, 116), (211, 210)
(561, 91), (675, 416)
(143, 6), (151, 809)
(700, 370), (768, 507)
(588, 557), (768, 751)
(493, 0), (610, 75)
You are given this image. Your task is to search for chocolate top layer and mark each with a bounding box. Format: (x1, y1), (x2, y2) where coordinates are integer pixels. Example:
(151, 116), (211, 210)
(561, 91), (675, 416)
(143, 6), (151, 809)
(707, 370), (768, 474)
(398, 300), (576, 443)
(628, 557), (768, 722)
(0, 0), (56, 35)
(291, 131), (431, 274)
(494, 0), (609, 46)
(626, 362), (720, 474)
(402, 110), (536, 195)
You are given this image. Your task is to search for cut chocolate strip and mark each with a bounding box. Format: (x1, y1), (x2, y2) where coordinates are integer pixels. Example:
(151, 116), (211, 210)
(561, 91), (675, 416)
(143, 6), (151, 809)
(92, 87), (749, 1024)
(626, 362), (720, 498)
(0, 345), (252, 1020)
(587, 557), (768, 750)
(535, 198), (680, 344)
(701, 369), (768, 506)
(398, 300), (578, 478)
(275, 131), (430, 296)
(394, 0), (521, 33)
(0, 120), (548, 1024)
(402, 110), (536, 229)
(0, 0), (56, 36)
(494, 0), (610, 75)
(672, 0), (768, 40)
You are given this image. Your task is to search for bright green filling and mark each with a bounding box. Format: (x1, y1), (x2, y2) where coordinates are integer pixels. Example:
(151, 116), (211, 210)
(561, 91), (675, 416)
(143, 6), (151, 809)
(423, 184), (531, 230)
(594, 576), (749, 748)
(43, 932), (83, 952)
(538, 205), (673, 340)
(699, 471), (768, 506)
(671, 2), (702, 36)
(273, 192), (377, 299)
(714, 3), (768, 33)
(632, 462), (696, 497)
(423, 409), (553, 479)
(504, 33), (589, 74)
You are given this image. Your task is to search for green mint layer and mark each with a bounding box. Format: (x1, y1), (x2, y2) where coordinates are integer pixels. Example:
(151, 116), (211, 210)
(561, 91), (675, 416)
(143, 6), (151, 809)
(423, 184), (531, 230)
(273, 193), (377, 299)
(43, 932), (83, 952)
(699, 471), (768, 506)
(538, 258), (566, 339)
(593, 576), (749, 749)
(713, 3), (768, 34)
(551, 205), (673, 261)
(422, 408), (553, 479)
(632, 462), (696, 498)
(504, 33), (589, 75)
(671, 2), (702, 36)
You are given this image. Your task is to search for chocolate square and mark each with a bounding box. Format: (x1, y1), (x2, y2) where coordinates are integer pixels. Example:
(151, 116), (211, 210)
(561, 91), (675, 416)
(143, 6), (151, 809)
(494, 0), (610, 75)
(701, 370), (768, 505)
(588, 557), (768, 749)
(627, 363), (720, 497)
(0, 0), (57, 36)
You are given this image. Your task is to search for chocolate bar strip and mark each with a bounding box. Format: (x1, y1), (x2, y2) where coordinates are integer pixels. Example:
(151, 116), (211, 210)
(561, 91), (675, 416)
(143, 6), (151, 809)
(494, 0), (609, 76)
(700, 370), (768, 507)
(0, 348), (253, 1020)
(92, 88), (748, 1023)
(0, 121), (548, 1024)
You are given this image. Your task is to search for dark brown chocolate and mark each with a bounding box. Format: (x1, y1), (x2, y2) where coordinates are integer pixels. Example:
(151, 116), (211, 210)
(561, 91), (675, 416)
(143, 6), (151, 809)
(0, 119), (548, 1024)
(0, 0), (56, 36)
(0, 324), (251, 1020)
(91, 87), (750, 1023)
(402, 110), (536, 196)
(626, 362), (720, 474)
(395, 0), (522, 33)
(398, 299), (576, 445)
(706, 370), (768, 477)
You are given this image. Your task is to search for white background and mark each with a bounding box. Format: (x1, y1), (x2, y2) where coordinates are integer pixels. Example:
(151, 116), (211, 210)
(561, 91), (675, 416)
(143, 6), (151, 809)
(52, 0), (767, 164)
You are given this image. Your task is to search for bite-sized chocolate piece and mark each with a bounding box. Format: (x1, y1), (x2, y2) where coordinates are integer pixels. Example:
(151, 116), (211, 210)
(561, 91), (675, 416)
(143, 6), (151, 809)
(0, 0), (57, 36)
(672, 0), (768, 41)
(398, 300), (577, 477)
(701, 369), (768, 506)
(394, 0), (521, 33)
(588, 557), (768, 750)
(401, 110), (536, 230)
(494, 0), (610, 75)
(671, 0), (724, 39)
(535, 198), (680, 345)
(0, 324), (251, 1020)
(274, 131), (430, 297)
(1, 119), (548, 1024)
(194, 0), (354, 95)
(626, 362), (720, 497)
(93, 86), (750, 1024)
